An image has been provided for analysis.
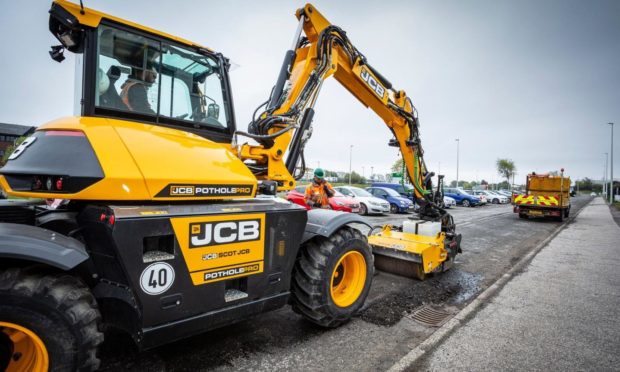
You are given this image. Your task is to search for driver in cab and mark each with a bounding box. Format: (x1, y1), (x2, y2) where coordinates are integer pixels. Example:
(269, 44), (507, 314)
(304, 168), (335, 209)
(120, 66), (158, 114)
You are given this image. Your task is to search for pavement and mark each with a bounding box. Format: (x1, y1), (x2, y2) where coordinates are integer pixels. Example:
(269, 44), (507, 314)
(401, 197), (620, 371)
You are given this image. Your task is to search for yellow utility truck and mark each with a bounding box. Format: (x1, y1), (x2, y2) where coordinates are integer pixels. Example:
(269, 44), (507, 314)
(512, 169), (571, 221)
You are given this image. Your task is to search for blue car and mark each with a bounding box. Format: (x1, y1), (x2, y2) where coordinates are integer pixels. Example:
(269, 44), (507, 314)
(443, 187), (480, 207)
(366, 187), (415, 213)
(371, 182), (415, 200)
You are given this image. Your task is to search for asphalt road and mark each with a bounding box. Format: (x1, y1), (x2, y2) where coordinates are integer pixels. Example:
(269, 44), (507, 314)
(99, 196), (592, 371)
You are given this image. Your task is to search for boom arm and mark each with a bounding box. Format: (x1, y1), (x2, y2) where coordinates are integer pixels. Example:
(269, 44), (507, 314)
(237, 4), (446, 222)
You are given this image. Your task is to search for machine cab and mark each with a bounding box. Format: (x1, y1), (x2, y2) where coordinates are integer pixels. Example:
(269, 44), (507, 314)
(0, 1), (257, 201)
(49, 0), (236, 143)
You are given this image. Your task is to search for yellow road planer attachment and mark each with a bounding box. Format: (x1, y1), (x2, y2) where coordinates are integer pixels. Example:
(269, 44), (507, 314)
(368, 220), (455, 280)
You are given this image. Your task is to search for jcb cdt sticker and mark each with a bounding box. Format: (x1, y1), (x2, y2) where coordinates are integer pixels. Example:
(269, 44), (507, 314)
(156, 184), (254, 198)
(189, 219), (260, 248)
(139, 262), (175, 295)
(170, 213), (265, 285)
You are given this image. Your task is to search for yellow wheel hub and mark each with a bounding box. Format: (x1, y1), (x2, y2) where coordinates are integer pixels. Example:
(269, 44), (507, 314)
(0, 322), (49, 372)
(330, 250), (367, 308)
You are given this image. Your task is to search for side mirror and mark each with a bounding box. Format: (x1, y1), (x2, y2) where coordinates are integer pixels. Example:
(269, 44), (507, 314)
(207, 103), (220, 119)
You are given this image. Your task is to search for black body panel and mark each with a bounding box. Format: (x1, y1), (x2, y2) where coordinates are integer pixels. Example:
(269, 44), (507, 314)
(77, 198), (307, 348)
(1, 131), (104, 193)
(302, 208), (371, 243)
(0, 222), (89, 270)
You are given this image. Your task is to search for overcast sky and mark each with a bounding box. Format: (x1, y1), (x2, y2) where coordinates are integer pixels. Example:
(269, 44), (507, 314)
(1, 0), (618, 184)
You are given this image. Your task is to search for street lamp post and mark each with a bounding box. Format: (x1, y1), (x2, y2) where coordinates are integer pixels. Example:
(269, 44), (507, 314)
(349, 145), (353, 185)
(609, 123), (614, 203)
(371, 166), (374, 182)
(604, 152), (608, 198)
(455, 139), (460, 188)
(362, 166), (365, 179)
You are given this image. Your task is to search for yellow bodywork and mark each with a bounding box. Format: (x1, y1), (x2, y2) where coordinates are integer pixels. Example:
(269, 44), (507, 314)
(368, 226), (447, 274)
(0, 117), (256, 201)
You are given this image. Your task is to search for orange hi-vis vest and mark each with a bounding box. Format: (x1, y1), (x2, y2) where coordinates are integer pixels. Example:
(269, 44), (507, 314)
(305, 181), (334, 208)
(120, 81), (140, 111)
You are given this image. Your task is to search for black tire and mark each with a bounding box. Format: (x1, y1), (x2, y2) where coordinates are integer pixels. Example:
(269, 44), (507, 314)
(564, 208), (570, 218)
(558, 210), (564, 222)
(0, 268), (103, 372)
(291, 227), (374, 328)
(519, 213), (528, 219)
(389, 204), (398, 214)
(492, 198), (499, 204)
(359, 203), (368, 216)
(462, 199), (470, 207)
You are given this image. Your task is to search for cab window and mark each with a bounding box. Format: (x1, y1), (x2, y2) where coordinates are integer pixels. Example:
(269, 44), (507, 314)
(94, 24), (229, 130)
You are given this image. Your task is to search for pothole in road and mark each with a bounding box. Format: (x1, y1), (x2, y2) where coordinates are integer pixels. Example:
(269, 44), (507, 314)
(359, 269), (483, 327)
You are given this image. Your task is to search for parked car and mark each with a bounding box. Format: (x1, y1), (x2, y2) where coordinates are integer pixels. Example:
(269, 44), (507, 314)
(335, 186), (391, 215)
(286, 186), (360, 212)
(473, 190), (509, 204)
(489, 190), (511, 203)
(497, 190), (513, 197)
(443, 195), (456, 208)
(366, 187), (416, 213)
(371, 182), (414, 199)
(468, 191), (488, 205)
(443, 187), (481, 207)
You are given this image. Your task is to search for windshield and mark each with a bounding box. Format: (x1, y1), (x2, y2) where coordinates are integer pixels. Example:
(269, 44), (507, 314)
(95, 24), (228, 129)
(383, 188), (401, 197)
(350, 187), (373, 197)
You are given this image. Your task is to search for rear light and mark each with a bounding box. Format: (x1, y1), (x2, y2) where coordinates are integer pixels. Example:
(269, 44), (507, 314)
(99, 212), (116, 226)
(44, 130), (85, 137)
(30, 175), (69, 192)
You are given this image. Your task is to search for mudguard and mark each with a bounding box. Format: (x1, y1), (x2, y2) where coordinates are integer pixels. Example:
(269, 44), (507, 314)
(0, 223), (89, 270)
(301, 209), (371, 243)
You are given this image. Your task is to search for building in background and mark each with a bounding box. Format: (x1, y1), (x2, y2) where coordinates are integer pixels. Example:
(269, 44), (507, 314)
(0, 123), (35, 157)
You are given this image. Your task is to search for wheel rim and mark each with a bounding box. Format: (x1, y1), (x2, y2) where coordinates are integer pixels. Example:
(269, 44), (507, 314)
(330, 251), (367, 308)
(390, 204), (397, 213)
(359, 204), (367, 215)
(463, 200), (469, 207)
(0, 322), (49, 372)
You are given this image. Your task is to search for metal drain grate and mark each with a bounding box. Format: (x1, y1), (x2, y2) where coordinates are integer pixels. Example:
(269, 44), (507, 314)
(409, 305), (453, 327)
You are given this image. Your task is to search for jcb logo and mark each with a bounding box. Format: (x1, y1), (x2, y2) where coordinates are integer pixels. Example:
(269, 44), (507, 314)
(171, 186), (195, 196)
(190, 219), (260, 248)
(360, 68), (385, 99)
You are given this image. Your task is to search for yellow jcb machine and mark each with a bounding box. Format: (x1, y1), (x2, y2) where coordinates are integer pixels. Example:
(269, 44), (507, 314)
(0, 1), (461, 370)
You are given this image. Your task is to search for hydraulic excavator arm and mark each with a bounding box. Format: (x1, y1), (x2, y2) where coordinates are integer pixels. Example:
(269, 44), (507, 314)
(236, 3), (448, 224)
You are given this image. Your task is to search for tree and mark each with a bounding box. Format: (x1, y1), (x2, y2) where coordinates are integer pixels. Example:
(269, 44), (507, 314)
(575, 178), (593, 191)
(480, 179), (488, 186)
(496, 159), (516, 185)
(391, 158), (404, 173)
(0, 137), (26, 168)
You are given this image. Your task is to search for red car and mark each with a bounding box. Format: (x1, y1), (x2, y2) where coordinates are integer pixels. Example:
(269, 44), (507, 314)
(286, 186), (360, 213)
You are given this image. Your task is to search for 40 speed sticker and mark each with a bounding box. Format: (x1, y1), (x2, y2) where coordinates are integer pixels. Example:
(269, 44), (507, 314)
(140, 262), (175, 295)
